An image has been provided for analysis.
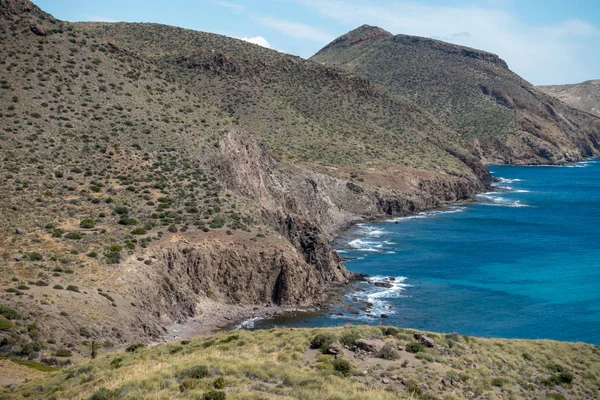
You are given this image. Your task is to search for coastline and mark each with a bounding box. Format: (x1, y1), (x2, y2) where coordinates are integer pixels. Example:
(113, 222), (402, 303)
(157, 158), (600, 342)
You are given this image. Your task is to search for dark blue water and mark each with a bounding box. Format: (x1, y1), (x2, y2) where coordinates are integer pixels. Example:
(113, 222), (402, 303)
(256, 159), (600, 344)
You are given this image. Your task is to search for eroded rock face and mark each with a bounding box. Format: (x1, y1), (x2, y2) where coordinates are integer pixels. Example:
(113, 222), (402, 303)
(122, 235), (322, 325)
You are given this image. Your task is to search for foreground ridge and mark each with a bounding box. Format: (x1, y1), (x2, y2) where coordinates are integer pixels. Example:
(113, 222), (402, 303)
(3, 326), (599, 399)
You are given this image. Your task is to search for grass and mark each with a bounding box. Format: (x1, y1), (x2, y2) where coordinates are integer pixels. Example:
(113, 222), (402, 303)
(2, 326), (599, 400)
(0, 357), (59, 373)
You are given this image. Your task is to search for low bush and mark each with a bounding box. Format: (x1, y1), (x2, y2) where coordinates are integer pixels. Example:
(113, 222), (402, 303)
(66, 285), (80, 292)
(64, 232), (83, 240)
(332, 358), (352, 377)
(406, 342), (425, 353)
(125, 343), (146, 353)
(55, 348), (72, 357)
(340, 330), (362, 347)
(179, 365), (209, 379)
(80, 219), (96, 229)
(378, 342), (400, 360)
(203, 390), (226, 400)
(310, 333), (336, 353)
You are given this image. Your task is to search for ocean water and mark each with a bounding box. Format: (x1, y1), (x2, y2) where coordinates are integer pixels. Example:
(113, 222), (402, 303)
(256, 159), (600, 345)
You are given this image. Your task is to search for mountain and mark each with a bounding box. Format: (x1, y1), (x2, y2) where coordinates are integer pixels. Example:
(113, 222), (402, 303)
(312, 25), (600, 165)
(0, 1), (489, 358)
(539, 80), (600, 117)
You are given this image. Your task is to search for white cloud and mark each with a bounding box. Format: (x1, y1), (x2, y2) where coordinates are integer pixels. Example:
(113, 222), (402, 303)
(253, 15), (334, 43)
(296, 0), (600, 85)
(216, 1), (245, 13)
(234, 36), (271, 48)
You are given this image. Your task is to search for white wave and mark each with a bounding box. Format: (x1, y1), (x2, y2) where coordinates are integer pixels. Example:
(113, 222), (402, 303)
(514, 189), (530, 193)
(476, 193), (529, 208)
(235, 316), (264, 330)
(342, 276), (411, 317)
(496, 177), (523, 183)
(493, 184), (512, 190)
(336, 250), (348, 254)
(387, 206), (466, 223)
(347, 238), (381, 252)
(365, 229), (386, 236)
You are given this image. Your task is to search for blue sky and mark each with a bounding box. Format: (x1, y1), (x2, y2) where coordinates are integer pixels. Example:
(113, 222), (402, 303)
(35, 0), (600, 85)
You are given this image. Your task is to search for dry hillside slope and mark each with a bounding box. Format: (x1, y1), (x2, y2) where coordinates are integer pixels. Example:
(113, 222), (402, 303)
(312, 25), (600, 165)
(0, 0), (490, 363)
(539, 80), (600, 117)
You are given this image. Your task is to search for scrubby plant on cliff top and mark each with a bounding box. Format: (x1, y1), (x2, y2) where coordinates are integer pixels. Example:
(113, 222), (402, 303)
(5, 326), (600, 400)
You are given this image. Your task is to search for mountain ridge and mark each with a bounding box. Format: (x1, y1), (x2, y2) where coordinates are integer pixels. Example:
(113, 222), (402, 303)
(312, 25), (600, 165)
(539, 79), (600, 117)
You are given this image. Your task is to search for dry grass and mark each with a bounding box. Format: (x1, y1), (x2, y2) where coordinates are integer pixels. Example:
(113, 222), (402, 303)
(2, 326), (599, 400)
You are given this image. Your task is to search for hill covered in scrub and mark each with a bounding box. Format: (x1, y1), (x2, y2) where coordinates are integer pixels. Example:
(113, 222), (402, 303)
(311, 25), (600, 165)
(0, 0), (489, 362)
(3, 326), (600, 400)
(539, 80), (600, 117)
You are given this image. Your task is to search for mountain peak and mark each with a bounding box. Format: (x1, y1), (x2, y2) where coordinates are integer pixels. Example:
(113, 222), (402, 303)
(314, 24), (392, 56)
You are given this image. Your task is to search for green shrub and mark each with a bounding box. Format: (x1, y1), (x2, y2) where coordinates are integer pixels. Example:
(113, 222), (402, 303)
(213, 377), (226, 389)
(380, 326), (400, 336)
(80, 219), (96, 229)
(118, 217), (138, 226)
(66, 285), (80, 292)
(332, 358), (352, 377)
(340, 330), (361, 347)
(55, 348), (72, 357)
(310, 333), (336, 352)
(202, 390), (226, 400)
(131, 228), (147, 235)
(491, 377), (508, 387)
(65, 232), (84, 240)
(0, 318), (13, 331)
(53, 285), (63, 290)
(405, 342), (425, 353)
(179, 365), (209, 379)
(16, 285), (30, 290)
(378, 342), (399, 360)
(0, 305), (21, 319)
(541, 372), (574, 386)
(125, 343), (146, 353)
(28, 252), (43, 261)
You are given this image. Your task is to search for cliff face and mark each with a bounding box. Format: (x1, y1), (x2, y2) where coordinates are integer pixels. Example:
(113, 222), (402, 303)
(312, 26), (600, 165)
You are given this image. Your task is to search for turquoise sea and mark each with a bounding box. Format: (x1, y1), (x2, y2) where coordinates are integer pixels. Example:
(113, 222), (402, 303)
(256, 159), (600, 344)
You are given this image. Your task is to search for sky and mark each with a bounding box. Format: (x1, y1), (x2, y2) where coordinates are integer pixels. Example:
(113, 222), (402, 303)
(35, 0), (600, 85)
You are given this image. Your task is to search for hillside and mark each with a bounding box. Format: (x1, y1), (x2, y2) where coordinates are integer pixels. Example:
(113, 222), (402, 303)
(3, 326), (600, 400)
(312, 25), (600, 165)
(539, 80), (600, 117)
(0, 0), (491, 365)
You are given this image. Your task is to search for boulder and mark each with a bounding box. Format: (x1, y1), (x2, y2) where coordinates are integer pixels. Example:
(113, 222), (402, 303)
(327, 341), (343, 355)
(15, 227), (24, 235)
(414, 333), (435, 348)
(355, 338), (385, 353)
(30, 24), (45, 36)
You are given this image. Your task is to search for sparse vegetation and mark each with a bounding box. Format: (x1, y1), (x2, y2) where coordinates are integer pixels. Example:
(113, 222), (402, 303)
(3, 326), (599, 399)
